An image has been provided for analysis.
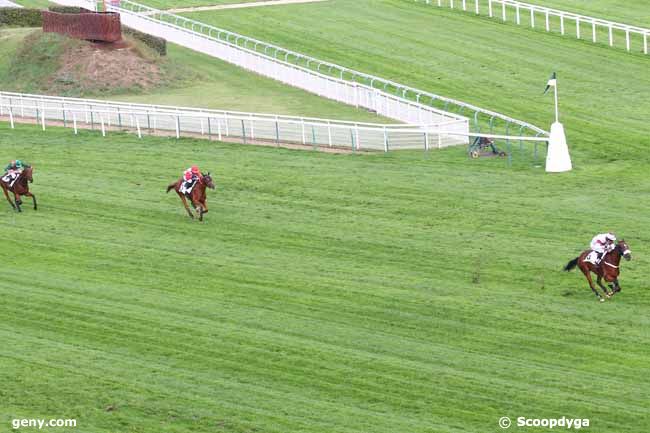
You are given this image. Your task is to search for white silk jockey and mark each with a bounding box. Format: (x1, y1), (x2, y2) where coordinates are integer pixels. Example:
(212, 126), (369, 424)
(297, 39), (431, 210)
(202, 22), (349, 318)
(586, 233), (616, 264)
(2, 168), (23, 187)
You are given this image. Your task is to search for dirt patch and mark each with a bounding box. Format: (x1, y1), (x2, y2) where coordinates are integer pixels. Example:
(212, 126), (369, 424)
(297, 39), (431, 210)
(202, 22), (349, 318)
(50, 39), (162, 94)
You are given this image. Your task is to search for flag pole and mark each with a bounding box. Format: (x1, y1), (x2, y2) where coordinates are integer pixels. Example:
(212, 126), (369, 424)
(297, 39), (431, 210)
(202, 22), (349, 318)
(554, 79), (559, 123)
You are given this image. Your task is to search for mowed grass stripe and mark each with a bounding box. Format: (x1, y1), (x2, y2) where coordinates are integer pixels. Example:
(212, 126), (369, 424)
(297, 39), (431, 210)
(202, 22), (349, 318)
(2, 124), (650, 432)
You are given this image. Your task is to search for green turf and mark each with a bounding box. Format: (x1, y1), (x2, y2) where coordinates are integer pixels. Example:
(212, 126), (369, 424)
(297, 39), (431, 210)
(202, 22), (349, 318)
(522, 0), (650, 27)
(141, 0), (264, 9)
(1, 123), (649, 433)
(0, 28), (389, 123)
(6, 0), (51, 8)
(182, 0), (650, 160)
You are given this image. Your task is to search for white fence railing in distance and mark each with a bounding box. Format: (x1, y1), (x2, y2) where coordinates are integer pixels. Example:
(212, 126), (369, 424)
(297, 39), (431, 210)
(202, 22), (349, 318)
(51, 0), (468, 142)
(50, 0), (547, 140)
(0, 92), (483, 151)
(416, 0), (650, 55)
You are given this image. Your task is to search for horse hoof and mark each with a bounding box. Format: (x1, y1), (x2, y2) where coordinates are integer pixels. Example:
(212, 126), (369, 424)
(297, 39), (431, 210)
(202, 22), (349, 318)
(599, 298), (605, 303)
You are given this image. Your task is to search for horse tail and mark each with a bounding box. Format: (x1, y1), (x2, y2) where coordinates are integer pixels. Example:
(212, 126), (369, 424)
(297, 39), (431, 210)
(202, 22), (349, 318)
(564, 257), (579, 272)
(166, 182), (176, 193)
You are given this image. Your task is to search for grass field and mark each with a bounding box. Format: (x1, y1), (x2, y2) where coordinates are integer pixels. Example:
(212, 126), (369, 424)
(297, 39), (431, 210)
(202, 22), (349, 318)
(183, 0), (650, 161)
(522, 0), (650, 27)
(0, 28), (387, 122)
(1, 123), (649, 433)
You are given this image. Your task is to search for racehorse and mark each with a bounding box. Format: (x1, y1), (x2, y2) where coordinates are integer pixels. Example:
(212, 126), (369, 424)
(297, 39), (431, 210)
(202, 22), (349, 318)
(1, 165), (37, 213)
(166, 172), (215, 221)
(564, 239), (632, 301)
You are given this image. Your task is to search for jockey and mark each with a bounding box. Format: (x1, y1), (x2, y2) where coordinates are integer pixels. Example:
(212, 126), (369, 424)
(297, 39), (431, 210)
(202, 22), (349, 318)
(588, 232), (617, 264)
(2, 160), (24, 187)
(180, 165), (202, 195)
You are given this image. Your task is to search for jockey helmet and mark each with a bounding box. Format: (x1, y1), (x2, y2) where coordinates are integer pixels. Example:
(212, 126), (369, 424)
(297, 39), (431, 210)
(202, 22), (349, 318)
(191, 165), (200, 174)
(605, 233), (616, 241)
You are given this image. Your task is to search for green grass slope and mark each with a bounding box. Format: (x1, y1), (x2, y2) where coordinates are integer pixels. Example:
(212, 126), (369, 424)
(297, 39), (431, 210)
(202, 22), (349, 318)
(0, 28), (388, 122)
(1, 124), (649, 433)
(183, 0), (650, 162)
(522, 0), (650, 27)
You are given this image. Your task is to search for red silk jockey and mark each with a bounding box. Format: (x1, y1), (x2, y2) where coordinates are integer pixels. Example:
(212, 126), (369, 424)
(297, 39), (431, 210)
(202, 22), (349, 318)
(180, 165), (202, 195)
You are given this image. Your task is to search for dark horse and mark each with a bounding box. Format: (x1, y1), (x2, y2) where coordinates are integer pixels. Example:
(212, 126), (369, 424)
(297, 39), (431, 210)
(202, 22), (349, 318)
(1, 165), (37, 212)
(166, 172), (215, 221)
(564, 240), (632, 301)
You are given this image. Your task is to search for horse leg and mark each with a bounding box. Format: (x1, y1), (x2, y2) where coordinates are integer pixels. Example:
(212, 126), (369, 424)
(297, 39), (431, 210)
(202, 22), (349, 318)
(596, 275), (611, 298)
(580, 267), (603, 301)
(2, 186), (15, 211)
(23, 192), (37, 210)
(176, 192), (194, 219)
(613, 279), (622, 294)
(14, 192), (22, 213)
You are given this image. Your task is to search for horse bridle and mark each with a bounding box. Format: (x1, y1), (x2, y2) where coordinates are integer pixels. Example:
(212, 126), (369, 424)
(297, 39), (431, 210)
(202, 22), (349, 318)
(603, 244), (630, 269)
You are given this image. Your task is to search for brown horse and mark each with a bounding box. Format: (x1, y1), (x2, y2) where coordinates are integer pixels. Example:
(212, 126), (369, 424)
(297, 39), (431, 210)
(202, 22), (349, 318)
(564, 240), (632, 301)
(1, 165), (37, 213)
(166, 172), (215, 221)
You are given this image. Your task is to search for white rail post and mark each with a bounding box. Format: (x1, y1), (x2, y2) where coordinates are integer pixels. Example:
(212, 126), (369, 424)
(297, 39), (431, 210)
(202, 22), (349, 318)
(501, 1), (506, 21)
(41, 101), (46, 130)
(576, 17), (580, 39)
(100, 114), (105, 137)
(326, 121), (332, 147)
(437, 0), (441, 6)
(488, 0), (492, 17)
(224, 113), (229, 136)
(545, 11), (550, 32)
(250, 113), (255, 140)
(462, 0), (466, 11)
(217, 118), (222, 140)
(383, 126), (388, 152)
(175, 115), (180, 139)
(625, 29), (630, 51)
(560, 13), (565, 35)
(592, 21), (597, 42)
(355, 124), (360, 150)
(450, 0), (454, 10)
(8, 106), (14, 129)
(516, 5), (520, 25)
(136, 117), (142, 139)
(644, 33), (648, 54)
(530, 8), (535, 28)
(609, 25), (614, 46)
(200, 118), (205, 135)
(73, 112), (77, 135)
(475, 0), (479, 14)
(301, 118), (306, 144)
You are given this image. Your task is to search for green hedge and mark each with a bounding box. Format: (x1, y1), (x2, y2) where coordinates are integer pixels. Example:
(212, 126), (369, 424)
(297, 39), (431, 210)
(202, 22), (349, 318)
(0, 8), (43, 27)
(123, 26), (167, 56)
(47, 6), (85, 14)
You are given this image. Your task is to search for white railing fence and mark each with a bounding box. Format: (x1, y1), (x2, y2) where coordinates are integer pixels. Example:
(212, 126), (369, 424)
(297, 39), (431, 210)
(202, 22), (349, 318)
(0, 91), (485, 151)
(50, 0), (547, 140)
(416, 0), (650, 55)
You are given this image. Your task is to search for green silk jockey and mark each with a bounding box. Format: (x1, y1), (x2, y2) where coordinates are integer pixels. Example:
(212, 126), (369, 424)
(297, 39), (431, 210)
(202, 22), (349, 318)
(2, 160), (24, 187)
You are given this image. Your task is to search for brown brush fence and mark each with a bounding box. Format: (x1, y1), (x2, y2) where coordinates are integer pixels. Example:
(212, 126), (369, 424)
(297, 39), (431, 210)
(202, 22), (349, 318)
(42, 9), (122, 43)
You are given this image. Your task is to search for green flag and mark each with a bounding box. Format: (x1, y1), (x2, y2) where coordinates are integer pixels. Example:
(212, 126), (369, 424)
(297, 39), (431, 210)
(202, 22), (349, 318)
(544, 72), (557, 95)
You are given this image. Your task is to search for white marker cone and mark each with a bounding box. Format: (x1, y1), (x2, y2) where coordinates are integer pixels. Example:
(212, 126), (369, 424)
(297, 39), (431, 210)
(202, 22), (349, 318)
(546, 122), (572, 172)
